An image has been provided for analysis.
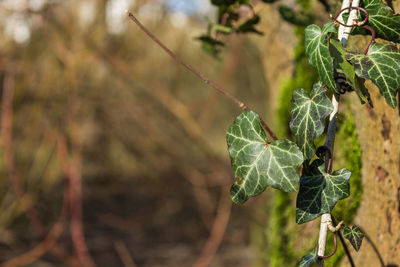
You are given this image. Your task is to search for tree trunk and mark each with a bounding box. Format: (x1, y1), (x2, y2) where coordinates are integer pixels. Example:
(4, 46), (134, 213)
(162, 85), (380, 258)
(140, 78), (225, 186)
(348, 81), (400, 266)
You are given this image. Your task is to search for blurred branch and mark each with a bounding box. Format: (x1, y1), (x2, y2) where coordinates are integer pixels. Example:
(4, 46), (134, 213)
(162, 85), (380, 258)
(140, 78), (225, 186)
(65, 68), (97, 267)
(1, 70), (44, 236)
(192, 187), (232, 267)
(1, 136), (70, 267)
(114, 241), (137, 267)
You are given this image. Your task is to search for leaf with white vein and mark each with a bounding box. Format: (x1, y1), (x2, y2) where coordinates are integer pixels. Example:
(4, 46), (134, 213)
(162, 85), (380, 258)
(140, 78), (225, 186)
(350, 0), (400, 43)
(296, 160), (351, 224)
(305, 22), (337, 93)
(343, 225), (364, 251)
(298, 245), (318, 267)
(346, 42), (400, 108)
(227, 111), (304, 203)
(290, 83), (333, 159)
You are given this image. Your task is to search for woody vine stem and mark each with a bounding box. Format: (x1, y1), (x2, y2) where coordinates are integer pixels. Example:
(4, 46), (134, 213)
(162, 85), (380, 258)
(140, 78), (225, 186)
(316, 0), (377, 264)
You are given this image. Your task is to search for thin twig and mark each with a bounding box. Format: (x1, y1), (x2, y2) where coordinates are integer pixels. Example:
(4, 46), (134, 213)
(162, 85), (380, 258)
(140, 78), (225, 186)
(192, 188), (232, 267)
(67, 111), (97, 267)
(114, 241), (137, 267)
(126, 11), (278, 141)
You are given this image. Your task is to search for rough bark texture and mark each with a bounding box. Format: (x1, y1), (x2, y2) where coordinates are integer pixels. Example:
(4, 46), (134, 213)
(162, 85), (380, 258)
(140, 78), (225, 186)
(348, 80), (400, 266)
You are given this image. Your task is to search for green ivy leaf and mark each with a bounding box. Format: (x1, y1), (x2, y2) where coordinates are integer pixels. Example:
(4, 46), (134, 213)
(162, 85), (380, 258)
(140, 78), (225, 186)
(296, 160), (351, 224)
(196, 35), (225, 59)
(236, 15), (263, 35)
(211, 0), (239, 6)
(346, 42), (400, 108)
(213, 24), (233, 34)
(329, 39), (372, 105)
(305, 22), (338, 93)
(343, 225), (365, 251)
(290, 83), (333, 159)
(353, 0), (400, 43)
(227, 111), (304, 203)
(279, 5), (314, 26)
(298, 246), (319, 267)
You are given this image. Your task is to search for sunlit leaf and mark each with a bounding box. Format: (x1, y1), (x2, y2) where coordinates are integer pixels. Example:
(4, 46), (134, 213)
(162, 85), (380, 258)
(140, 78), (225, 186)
(305, 22), (337, 93)
(351, 0), (400, 43)
(290, 83), (333, 159)
(346, 42), (400, 108)
(343, 225), (364, 251)
(227, 111), (304, 203)
(296, 160), (351, 224)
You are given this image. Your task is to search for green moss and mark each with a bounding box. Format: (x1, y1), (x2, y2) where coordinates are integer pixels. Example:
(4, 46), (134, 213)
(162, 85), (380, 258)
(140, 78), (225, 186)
(277, 27), (318, 138)
(267, 190), (296, 266)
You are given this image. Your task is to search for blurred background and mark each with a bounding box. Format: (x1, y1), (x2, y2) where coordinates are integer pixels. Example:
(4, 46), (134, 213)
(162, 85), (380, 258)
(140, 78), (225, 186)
(0, 0), (398, 266)
(0, 0), (280, 266)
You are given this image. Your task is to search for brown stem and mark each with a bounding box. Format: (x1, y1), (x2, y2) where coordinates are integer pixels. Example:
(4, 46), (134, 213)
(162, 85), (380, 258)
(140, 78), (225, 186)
(66, 112), (96, 267)
(362, 25), (375, 55)
(192, 188), (232, 267)
(114, 241), (137, 267)
(126, 11), (278, 140)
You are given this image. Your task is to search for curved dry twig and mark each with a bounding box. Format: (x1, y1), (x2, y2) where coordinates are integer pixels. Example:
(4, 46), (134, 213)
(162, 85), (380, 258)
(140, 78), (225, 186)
(192, 187), (232, 267)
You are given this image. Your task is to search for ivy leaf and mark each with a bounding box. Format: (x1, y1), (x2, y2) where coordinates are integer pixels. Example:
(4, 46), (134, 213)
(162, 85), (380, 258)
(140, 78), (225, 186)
(343, 225), (365, 251)
(227, 111), (304, 204)
(353, 0), (400, 43)
(211, 0), (238, 6)
(298, 246), (318, 267)
(329, 39), (372, 105)
(305, 22), (337, 93)
(196, 35), (225, 59)
(236, 15), (263, 35)
(279, 5), (314, 26)
(346, 42), (400, 108)
(296, 160), (351, 224)
(213, 24), (233, 34)
(290, 83), (333, 159)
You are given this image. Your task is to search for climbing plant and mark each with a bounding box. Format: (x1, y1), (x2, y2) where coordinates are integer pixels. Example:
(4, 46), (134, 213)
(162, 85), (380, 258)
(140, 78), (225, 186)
(126, 0), (400, 265)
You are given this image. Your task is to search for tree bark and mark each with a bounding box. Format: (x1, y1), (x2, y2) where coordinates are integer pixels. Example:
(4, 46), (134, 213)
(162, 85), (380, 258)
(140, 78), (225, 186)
(348, 79), (400, 266)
